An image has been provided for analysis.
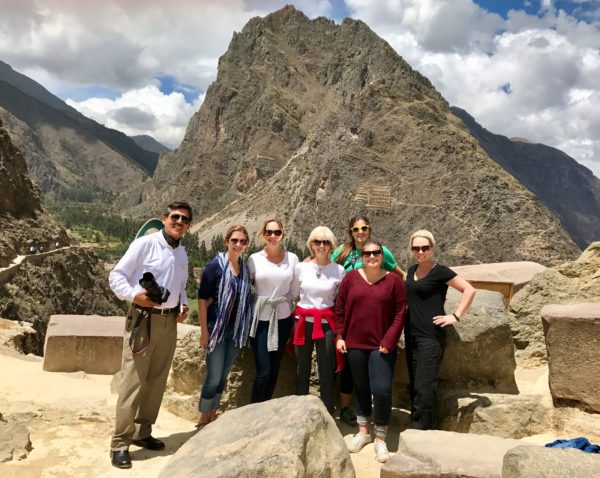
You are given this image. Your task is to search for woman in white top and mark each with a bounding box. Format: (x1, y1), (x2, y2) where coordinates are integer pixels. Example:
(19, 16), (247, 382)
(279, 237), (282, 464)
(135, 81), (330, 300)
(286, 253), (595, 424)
(290, 226), (345, 413)
(247, 219), (299, 402)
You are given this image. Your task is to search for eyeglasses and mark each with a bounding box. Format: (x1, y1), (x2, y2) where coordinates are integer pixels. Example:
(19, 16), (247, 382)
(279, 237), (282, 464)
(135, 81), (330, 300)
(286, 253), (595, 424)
(169, 214), (191, 224)
(264, 229), (283, 237)
(411, 245), (431, 253)
(229, 238), (248, 245)
(312, 240), (331, 246)
(362, 250), (382, 257)
(351, 225), (370, 233)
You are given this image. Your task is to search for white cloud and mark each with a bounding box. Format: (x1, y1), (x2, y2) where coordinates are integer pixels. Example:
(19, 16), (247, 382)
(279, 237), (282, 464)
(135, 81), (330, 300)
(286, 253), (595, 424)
(345, 0), (600, 178)
(66, 86), (205, 148)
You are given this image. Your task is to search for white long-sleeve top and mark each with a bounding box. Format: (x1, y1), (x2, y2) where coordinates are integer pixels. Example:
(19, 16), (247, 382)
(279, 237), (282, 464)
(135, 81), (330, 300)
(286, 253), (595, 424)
(290, 261), (345, 323)
(108, 231), (188, 310)
(248, 250), (299, 321)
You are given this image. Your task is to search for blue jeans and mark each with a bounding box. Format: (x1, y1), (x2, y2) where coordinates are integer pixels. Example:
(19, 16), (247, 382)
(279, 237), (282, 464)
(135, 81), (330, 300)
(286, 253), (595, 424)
(199, 338), (239, 412)
(347, 348), (397, 427)
(250, 316), (292, 403)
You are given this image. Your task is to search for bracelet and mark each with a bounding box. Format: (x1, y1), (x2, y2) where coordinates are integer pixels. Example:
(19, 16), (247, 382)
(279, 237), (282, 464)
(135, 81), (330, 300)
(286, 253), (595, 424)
(453, 313), (461, 321)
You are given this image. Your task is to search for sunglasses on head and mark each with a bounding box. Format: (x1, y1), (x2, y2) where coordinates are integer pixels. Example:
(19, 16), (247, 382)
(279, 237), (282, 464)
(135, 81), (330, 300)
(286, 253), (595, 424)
(351, 225), (370, 233)
(313, 239), (331, 246)
(411, 245), (431, 253)
(169, 214), (191, 224)
(362, 249), (382, 257)
(229, 238), (248, 245)
(264, 229), (283, 237)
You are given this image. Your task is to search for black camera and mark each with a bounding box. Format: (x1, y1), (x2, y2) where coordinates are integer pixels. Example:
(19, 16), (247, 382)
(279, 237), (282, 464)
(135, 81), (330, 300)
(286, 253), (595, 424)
(139, 272), (170, 305)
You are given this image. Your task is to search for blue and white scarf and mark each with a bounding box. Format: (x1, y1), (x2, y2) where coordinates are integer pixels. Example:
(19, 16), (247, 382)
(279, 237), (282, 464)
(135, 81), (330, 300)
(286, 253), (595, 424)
(207, 252), (253, 353)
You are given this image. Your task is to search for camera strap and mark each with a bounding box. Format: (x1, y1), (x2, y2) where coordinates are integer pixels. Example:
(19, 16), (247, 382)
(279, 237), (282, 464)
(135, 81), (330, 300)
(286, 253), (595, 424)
(129, 308), (152, 355)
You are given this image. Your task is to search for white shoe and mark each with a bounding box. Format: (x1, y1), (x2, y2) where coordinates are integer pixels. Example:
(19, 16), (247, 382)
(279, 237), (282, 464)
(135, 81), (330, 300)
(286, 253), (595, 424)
(348, 432), (372, 453)
(374, 439), (389, 463)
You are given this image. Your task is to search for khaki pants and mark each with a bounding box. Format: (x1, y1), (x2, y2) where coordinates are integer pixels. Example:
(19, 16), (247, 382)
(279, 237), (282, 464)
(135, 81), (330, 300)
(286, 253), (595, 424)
(111, 307), (177, 450)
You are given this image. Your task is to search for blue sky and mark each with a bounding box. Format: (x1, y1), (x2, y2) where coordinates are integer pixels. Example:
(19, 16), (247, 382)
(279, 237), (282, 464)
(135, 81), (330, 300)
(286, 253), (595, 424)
(0, 0), (598, 177)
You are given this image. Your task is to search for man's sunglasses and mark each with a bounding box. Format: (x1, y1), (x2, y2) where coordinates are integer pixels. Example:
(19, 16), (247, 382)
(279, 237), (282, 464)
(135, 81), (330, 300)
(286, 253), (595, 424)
(169, 214), (191, 224)
(351, 225), (370, 233)
(313, 239), (331, 246)
(411, 245), (431, 253)
(229, 238), (248, 245)
(362, 249), (382, 257)
(264, 229), (283, 237)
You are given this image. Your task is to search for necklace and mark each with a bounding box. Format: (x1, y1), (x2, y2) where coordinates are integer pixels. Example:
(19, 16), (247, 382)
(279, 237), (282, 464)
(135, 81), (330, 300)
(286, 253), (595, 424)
(313, 262), (328, 278)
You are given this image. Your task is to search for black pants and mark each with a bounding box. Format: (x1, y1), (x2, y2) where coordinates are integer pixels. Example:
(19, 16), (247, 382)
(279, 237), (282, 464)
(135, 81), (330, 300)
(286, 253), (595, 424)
(250, 317), (292, 403)
(347, 348), (397, 426)
(405, 334), (444, 430)
(294, 321), (336, 413)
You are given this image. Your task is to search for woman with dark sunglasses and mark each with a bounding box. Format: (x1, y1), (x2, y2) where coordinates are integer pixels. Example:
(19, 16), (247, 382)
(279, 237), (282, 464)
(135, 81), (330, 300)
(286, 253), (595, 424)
(197, 225), (253, 428)
(290, 226), (345, 413)
(405, 229), (475, 430)
(331, 215), (406, 425)
(247, 219), (299, 402)
(334, 240), (407, 463)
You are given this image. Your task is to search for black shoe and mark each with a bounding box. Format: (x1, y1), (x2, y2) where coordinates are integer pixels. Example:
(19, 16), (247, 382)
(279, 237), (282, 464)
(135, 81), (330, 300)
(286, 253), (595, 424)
(132, 435), (165, 450)
(111, 450), (132, 469)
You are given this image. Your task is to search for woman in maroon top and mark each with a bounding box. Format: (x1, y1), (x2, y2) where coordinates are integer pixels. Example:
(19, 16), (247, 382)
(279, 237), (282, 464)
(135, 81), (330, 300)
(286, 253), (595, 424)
(334, 240), (407, 463)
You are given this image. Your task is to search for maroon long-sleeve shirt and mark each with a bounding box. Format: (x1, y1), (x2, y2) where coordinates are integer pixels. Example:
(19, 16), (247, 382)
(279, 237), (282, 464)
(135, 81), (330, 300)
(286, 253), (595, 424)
(334, 270), (407, 350)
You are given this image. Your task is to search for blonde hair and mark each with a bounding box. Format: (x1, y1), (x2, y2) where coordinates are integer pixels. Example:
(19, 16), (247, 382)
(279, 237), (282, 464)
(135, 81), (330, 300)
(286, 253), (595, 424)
(306, 226), (337, 257)
(410, 229), (436, 248)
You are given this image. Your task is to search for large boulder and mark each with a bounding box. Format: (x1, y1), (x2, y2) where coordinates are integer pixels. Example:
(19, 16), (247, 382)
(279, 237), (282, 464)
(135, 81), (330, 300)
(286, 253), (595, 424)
(164, 329), (296, 420)
(439, 392), (552, 439)
(508, 242), (600, 364)
(382, 429), (533, 478)
(502, 445), (600, 478)
(394, 288), (517, 408)
(158, 395), (354, 478)
(542, 303), (600, 412)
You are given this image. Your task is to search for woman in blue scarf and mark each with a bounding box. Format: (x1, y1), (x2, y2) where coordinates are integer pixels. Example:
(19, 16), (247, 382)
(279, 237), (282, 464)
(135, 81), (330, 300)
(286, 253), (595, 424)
(197, 225), (253, 427)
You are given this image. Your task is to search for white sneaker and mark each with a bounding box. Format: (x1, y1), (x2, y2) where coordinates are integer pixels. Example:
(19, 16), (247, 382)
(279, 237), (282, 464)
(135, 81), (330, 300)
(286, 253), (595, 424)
(374, 439), (389, 463)
(348, 432), (372, 453)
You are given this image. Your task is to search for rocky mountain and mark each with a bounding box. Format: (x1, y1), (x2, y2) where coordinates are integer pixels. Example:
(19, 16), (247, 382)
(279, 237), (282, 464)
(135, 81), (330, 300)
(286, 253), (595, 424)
(131, 134), (171, 154)
(452, 107), (600, 249)
(0, 118), (122, 349)
(0, 60), (157, 201)
(118, 6), (579, 266)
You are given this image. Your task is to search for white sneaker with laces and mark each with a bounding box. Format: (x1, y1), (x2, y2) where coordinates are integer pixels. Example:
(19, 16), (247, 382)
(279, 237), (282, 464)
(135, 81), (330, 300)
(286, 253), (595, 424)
(347, 432), (372, 453)
(374, 439), (390, 463)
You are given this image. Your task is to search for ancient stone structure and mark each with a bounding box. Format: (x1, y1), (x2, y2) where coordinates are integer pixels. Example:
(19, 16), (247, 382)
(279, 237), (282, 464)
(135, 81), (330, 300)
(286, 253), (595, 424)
(503, 446), (600, 478)
(542, 303), (600, 412)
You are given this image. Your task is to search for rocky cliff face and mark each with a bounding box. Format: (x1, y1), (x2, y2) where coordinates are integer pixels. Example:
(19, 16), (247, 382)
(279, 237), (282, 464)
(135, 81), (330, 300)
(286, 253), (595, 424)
(120, 6), (579, 266)
(452, 107), (600, 249)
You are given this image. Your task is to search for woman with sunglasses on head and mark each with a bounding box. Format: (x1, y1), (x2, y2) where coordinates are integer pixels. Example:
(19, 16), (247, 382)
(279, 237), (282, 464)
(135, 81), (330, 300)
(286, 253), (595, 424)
(334, 240), (407, 463)
(331, 215), (406, 426)
(290, 226), (345, 413)
(247, 219), (299, 403)
(405, 230), (476, 430)
(197, 225), (253, 428)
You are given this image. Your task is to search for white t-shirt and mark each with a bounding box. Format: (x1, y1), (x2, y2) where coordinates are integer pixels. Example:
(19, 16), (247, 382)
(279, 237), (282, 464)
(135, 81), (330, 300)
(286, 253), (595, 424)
(290, 261), (345, 323)
(248, 250), (299, 321)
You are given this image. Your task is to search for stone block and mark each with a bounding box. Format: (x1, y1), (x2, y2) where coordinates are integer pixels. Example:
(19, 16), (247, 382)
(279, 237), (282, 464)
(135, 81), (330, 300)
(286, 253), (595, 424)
(503, 445), (600, 478)
(542, 303), (600, 412)
(43, 314), (197, 375)
(382, 429), (533, 478)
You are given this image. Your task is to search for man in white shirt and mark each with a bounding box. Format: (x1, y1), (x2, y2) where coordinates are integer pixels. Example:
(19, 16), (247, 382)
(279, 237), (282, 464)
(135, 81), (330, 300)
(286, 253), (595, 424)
(108, 201), (192, 469)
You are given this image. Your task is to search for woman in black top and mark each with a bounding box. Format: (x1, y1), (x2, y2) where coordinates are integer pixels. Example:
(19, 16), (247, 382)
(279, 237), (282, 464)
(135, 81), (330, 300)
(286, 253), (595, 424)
(404, 229), (475, 429)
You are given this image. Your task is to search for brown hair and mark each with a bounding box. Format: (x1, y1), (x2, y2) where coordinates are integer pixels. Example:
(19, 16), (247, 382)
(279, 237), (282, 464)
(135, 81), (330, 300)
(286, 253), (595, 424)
(261, 218), (285, 237)
(335, 215), (371, 265)
(225, 225), (249, 244)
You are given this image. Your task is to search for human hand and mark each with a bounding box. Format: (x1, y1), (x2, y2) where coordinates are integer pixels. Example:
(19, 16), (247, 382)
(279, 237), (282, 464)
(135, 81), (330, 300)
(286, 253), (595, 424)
(199, 330), (209, 349)
(133, 291), (159, 308)
(379, 346), (389, 354)
(432, 314), (457, 327)
(176, 304), (189, 323)
(336, 338), (347, 353)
